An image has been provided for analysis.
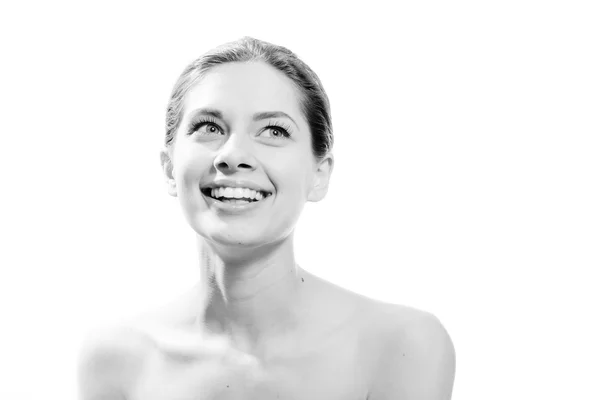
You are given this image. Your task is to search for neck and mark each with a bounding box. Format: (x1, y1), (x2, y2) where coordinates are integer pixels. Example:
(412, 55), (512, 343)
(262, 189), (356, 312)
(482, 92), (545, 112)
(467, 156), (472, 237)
(193, 233), (309, 351)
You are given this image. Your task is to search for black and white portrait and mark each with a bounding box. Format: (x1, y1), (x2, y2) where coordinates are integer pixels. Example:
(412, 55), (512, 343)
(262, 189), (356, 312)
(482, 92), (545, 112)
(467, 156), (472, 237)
(0, 1), (598, 399)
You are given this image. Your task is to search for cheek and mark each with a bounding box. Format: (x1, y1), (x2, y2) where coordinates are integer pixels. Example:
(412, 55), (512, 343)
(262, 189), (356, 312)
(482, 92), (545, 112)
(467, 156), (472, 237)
(274, 158), (314, 199)
(174, 147), (212, 188)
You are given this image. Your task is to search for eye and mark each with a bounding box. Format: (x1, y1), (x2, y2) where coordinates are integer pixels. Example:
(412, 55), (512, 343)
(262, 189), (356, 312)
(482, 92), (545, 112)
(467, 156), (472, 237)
(187, 117), (224, 136)
(259, 121), (292, 139)
(266, 127), (289, 138)
(198, 123), (222, 135)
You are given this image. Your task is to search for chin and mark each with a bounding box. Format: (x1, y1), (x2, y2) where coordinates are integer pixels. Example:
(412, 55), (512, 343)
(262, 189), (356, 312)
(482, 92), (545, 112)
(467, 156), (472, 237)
(209, 233), (268, 249)
(191, 219), (287, 250)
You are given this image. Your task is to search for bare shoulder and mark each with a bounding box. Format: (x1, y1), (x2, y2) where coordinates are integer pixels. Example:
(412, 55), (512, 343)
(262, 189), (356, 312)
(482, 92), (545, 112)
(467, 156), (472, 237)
(360, 301), (448, 334)
(76, 293), (208, 400)
(77, 324), (154, 400)
(359, 301), (456, 400)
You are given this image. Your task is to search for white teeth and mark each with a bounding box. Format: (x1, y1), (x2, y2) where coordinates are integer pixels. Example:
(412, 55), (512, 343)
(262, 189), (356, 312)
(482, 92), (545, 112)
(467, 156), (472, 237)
(221, 199), (251, 204)
(209, 187), (268, 201)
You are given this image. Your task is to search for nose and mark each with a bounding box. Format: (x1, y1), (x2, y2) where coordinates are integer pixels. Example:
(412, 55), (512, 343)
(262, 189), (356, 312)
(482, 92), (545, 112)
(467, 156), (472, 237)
(213, 132), (256, 173)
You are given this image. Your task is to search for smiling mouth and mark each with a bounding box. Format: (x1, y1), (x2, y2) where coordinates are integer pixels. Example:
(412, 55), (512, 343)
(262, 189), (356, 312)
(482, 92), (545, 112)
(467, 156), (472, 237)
(200, 188), (273, 204)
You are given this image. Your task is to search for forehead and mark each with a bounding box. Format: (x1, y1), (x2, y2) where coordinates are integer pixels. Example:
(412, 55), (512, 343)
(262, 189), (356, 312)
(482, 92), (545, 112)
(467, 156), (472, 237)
(183, 61), (304, 119)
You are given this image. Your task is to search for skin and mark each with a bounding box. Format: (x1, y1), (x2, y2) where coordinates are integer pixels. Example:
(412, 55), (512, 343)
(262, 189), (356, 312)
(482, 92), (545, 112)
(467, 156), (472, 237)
(78, 61), (456, 400)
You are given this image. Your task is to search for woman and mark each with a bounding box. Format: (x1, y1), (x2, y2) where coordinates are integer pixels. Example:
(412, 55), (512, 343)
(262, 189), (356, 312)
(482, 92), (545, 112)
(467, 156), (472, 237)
(78, 37), (456, 400)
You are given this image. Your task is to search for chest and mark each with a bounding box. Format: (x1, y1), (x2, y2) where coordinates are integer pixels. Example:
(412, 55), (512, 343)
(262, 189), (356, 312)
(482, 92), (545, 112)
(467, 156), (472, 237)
(129, 336), (370, 400)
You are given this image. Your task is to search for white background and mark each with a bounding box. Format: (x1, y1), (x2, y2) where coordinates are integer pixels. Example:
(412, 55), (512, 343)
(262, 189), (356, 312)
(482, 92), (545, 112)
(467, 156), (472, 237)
(1, 1), (598, 399)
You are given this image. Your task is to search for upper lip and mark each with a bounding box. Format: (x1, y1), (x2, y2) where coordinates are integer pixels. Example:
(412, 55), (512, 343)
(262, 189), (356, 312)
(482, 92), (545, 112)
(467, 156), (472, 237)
(201, 179), (272, 194)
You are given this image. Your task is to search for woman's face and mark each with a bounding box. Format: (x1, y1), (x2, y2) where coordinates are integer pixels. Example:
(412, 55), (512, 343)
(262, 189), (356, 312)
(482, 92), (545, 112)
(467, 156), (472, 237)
(162, 61), (332, 248)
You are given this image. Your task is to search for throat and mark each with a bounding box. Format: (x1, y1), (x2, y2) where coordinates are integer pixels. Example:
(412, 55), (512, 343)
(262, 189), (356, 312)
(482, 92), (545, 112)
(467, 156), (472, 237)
(199, 269), (308, 343)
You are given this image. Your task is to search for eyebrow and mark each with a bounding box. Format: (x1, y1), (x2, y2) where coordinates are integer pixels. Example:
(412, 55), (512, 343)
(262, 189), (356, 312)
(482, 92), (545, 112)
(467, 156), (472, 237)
(252, 111), (299, 129)
(187, 108), (298, 129)
(188, 108), (224, 120)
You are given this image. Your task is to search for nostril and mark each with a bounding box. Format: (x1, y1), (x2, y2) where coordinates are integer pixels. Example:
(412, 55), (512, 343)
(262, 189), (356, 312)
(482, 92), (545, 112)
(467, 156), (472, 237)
(215, 162), (253, 171)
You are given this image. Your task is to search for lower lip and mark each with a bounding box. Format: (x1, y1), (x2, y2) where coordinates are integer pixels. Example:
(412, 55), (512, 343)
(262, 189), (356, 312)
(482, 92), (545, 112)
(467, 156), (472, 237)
(202, 192), (271, 213)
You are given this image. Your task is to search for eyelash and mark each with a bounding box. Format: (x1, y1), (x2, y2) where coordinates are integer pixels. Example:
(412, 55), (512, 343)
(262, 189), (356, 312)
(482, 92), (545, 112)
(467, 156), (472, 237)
(187, 118), (292, 139)
(264, 120), (292, 139)
(187, 116), (222, 136)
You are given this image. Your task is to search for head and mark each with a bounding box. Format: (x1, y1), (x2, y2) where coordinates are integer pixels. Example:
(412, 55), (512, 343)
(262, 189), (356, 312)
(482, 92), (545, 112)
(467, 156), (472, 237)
(160, 37), (334, 250)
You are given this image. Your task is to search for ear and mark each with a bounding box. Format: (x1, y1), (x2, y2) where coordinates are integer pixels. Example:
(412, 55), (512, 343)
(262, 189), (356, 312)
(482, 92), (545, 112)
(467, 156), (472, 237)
(308, 153), (334, 202)
(160, 148), (177, 197)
